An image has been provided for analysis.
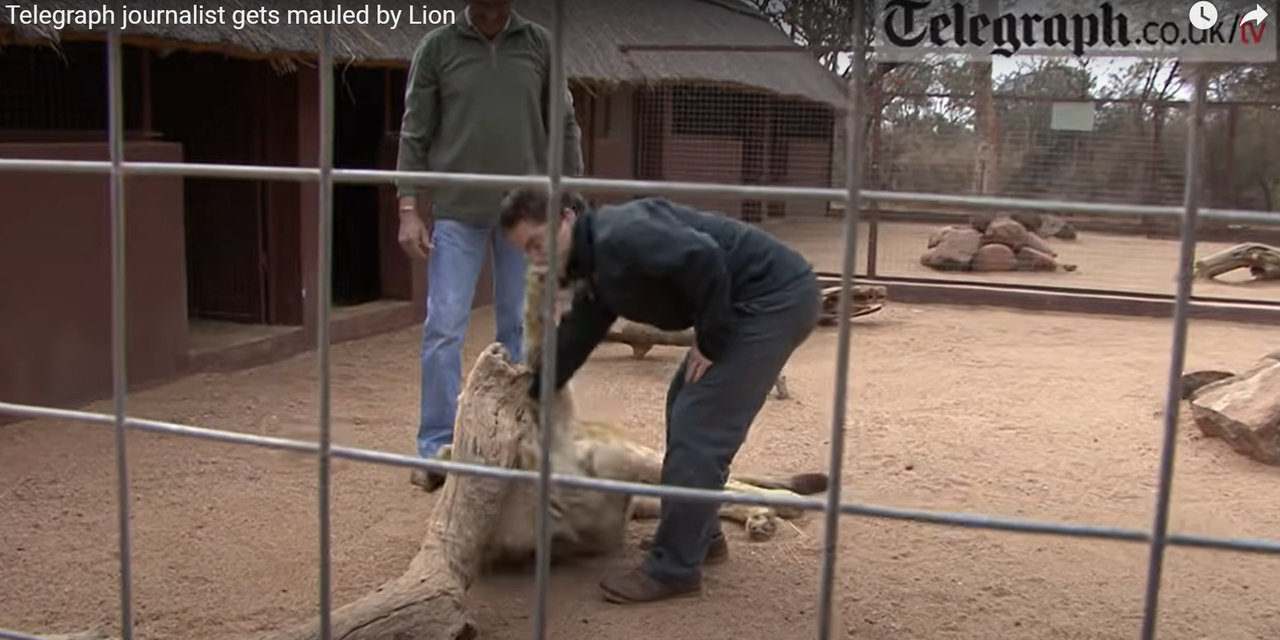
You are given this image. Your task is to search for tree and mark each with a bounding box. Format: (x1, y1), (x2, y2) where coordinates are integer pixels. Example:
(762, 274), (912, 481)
(743, 0), (906, 193)
(744, 0), (852, 75)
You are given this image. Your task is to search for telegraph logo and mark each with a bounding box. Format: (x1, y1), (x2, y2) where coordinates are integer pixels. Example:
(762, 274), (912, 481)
(1189, 2), (1270, 44)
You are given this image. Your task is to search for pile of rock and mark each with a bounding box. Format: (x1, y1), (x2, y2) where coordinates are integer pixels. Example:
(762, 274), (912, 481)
(920, 213), (1078, 273)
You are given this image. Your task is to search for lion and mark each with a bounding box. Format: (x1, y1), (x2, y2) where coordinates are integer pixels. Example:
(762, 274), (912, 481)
(428, 419), (830, 568)
(422, 265), (830, 570)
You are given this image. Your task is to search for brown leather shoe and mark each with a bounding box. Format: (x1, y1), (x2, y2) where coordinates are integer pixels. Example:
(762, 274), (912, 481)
(600, 566), (701, 604)
(638, 533), (729, 565)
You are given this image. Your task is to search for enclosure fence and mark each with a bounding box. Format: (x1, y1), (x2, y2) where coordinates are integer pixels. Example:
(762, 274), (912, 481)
(4, 2), (1280, 640)
(872, 94), (1280, 212)
(849, 85), (1280, 302)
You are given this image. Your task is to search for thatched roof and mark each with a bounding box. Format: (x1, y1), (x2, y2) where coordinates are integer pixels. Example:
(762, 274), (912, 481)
(0, 0), (848, 106)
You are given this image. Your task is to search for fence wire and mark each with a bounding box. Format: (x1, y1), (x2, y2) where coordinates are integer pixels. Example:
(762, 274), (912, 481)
(533, 0), (568, 636)
(315, 17), (336, 640)
(104, 17), (134, 640)
(2, 1), (1280, 640)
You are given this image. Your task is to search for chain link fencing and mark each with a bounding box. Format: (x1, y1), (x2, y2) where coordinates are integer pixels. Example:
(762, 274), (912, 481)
(841, 60), (1280, 303)
(1, 3), (1280, 640)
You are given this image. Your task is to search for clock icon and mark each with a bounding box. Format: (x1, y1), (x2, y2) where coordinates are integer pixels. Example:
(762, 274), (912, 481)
(1189, 1), (1218, 29)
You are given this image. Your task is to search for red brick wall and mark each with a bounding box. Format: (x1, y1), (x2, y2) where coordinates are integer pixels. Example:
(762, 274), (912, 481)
(0, 141), (187, 418)
(581, 86), (834, 219)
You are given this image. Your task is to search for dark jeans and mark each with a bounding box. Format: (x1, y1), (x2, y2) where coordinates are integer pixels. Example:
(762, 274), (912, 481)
(643, 272), (821, 584)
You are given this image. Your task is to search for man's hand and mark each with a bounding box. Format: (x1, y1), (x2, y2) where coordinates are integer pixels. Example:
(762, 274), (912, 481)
(398, 208), (433, 260)
(685, 345), (713, 383)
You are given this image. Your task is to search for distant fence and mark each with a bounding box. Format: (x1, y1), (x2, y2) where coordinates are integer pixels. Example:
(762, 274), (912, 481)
(864, 92), (1280, 221)
(812, 88), (1280, 317)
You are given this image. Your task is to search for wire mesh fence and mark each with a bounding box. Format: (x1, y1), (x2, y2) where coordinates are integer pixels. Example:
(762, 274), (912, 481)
(630, 84), (842, 220)
(3, 2), (1280, 640)
(829, 58), (1280, 301)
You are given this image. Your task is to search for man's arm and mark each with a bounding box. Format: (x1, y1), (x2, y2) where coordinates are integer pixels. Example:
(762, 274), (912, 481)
(559, 85), (584, 176)
(614, 219), (734, 362)
(528, 287), (617, 399)
(396, 35), (441, 200)
(536, 25), (583, 176)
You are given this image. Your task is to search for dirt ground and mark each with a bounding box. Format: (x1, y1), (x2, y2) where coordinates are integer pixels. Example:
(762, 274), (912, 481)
(3, 304), (1280, 640)
(768, 217), (1280, 302)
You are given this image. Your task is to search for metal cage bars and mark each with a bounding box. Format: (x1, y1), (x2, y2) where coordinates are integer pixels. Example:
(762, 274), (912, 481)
(104, 18), (134, 640)
(1, 4), (1280, 640)
(1137, 67), (1208, 640)
(814, 6), (864, 638)
(3, 158), (1280, 225)
(315, 20), (337, 640)
(533, 0), (569, 635)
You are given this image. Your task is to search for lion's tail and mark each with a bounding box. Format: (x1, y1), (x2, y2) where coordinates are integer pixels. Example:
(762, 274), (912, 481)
(732, 472), (829, 496)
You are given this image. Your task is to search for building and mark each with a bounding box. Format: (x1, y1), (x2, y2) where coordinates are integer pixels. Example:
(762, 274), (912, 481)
(0, 0), (846, 416)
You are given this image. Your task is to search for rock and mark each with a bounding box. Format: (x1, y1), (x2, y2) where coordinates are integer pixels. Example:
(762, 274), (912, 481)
(983, 217), (1057, 257)
(1180, 370), (1237, 400)
(969, 212), (996, 233)
(1007, 212), (1078, 241)
(1015, 246), (1060, 271)
(1188, 355), (1280, 466)
(971, 243), (1017, 271)
(927, 224), (964, 249)
(1010, 212), (1044, 234)
(974, 212), (1077, 240)
(1039, 214), (1077, 240)
(921, 226), (981, 271)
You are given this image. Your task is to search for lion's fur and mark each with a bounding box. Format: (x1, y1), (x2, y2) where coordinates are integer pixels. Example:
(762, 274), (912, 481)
(435, 417), (830, 567)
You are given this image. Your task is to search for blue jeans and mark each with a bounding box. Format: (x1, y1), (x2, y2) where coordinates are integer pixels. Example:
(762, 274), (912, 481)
(417, 219), (526, 458)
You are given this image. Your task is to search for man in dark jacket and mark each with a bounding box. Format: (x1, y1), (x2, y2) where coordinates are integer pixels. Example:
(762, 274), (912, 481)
(499, 189), (820, 604)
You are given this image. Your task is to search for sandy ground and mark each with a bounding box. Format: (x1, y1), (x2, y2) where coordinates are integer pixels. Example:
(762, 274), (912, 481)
(767, 217), (1280, 303)
(3, 303), (1280, 640)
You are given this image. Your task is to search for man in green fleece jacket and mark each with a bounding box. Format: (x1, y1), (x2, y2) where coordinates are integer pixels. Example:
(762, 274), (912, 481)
(395, 0), (583, 487)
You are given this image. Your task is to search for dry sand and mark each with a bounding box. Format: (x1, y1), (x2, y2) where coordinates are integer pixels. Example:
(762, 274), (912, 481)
(2, 304), (1279, 640)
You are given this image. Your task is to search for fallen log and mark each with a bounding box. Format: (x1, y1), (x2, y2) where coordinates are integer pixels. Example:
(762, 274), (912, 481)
(1192, 242), (1280, 281)
(49, 342), (536, 640)
(816, 285), (887, 326)
(606, 321), (692, 358)
(604, 320), (789, 399)
(604, 284), (888, 356)
(602, 284), (885, 401)
(1187, 352), (1280, 466)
